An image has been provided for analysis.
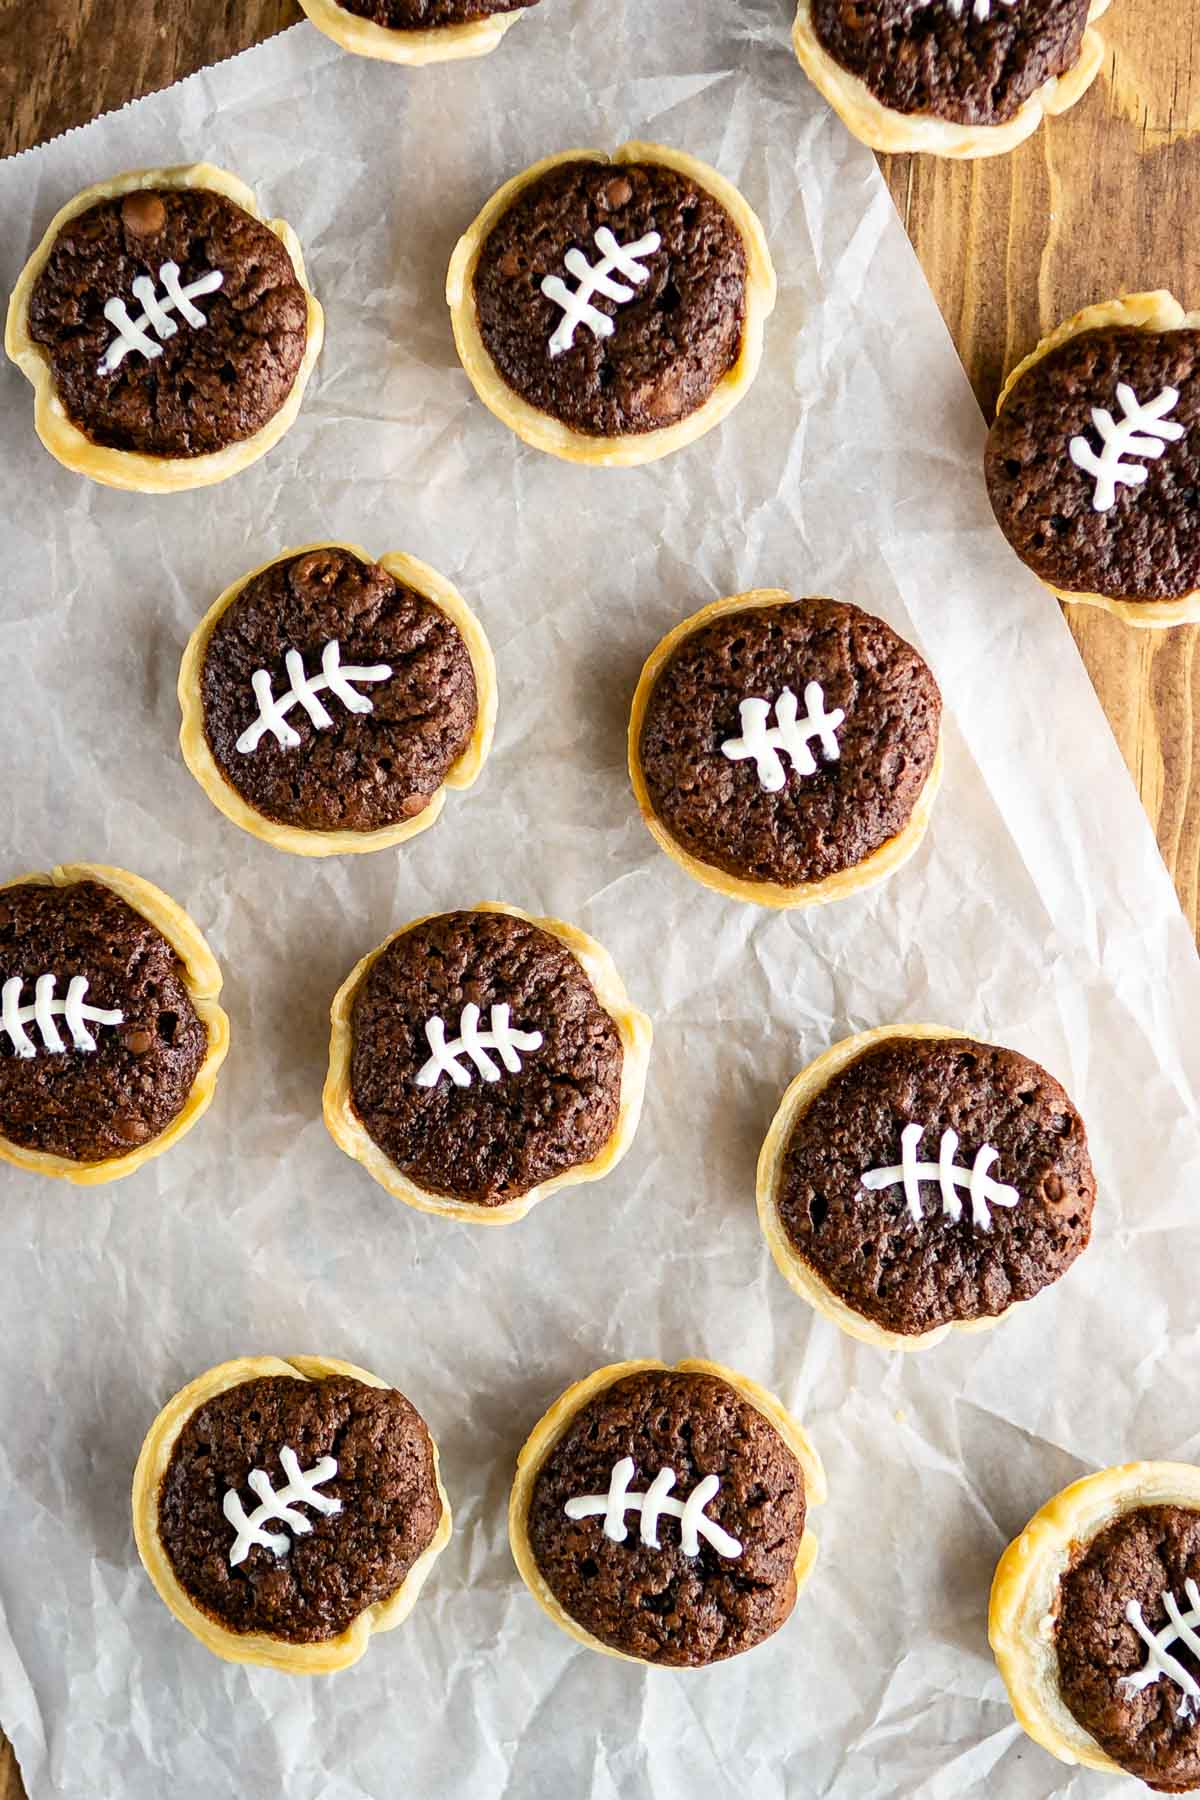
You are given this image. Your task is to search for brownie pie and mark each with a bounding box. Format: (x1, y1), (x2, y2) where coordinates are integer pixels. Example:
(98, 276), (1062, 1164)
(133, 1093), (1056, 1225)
(792, 0), (1111, 159)
(992, 1463), (1200, 1789)
(987, 292), (1200, 626)
(6, 165), (323, 491)
(0, 864), (228, 1185)
(630, 591), (942, 907)
(323, 903), (652, 1223)
(132, 1355), (452, 1672)
(179, 543), (496, 856)
(299, 0), (538, 62)
(509, 1359), (826, 1666)
(447, 144), (776, 465)
(757, 1024), (1094, 1350)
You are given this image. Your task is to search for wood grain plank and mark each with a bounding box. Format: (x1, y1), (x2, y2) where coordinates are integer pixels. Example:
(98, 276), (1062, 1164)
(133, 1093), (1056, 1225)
(0, 4), (1196, 1793)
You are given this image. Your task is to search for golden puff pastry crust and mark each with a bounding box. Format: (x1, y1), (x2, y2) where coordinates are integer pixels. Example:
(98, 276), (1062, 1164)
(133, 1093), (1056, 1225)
(298, 0), (532, 62)
(508, 1356), (827, 1664)
(132, 1353), (453, 1674)
(0, 863), (228, 1186)
(990, 1461), (1200, 1777)
(178, 543), (497, 857)
(628, 590), (943, 910)
(792, 0), (1110, 161)
(994, 291), (1200, 627)
(323, 900), (652, 1225)
(446, 142), (776, 467)
(5, 164), (324, 493)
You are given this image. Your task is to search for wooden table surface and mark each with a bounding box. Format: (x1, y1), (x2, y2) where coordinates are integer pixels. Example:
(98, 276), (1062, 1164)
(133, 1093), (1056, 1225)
(0, 2), (1194, 1793)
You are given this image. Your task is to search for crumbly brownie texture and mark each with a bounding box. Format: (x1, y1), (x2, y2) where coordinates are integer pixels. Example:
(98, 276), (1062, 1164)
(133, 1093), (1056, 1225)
(1056, 1506), (1200, 1792)
(349, 910), (623, 1206)
(201, 548), (478, 834)
(0, 880), (207, 1163)
(986, 328), (1200, 602)
(26, 188), (308, 459)
(335, 0), (534, 23)
(527, 1370), (806, 1665)
(809, 0), (1093, 127)
(776, 1037), (1094, 1336)
(473, 160), (747, 438)
(158, 1374), (442, 1644)
(638, 600), (941, 887)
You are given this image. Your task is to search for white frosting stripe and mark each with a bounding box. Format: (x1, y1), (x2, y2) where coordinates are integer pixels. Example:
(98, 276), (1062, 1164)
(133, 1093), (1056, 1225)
(564, 1457), (743, 1560)
(720, 682), (845, 792)
(236, 639), (393, 754)
(542, 229), (662, 357)
(1069, 383), (1186, 512)
(1119, 1580), (1200, 1720)
(861, 1120), (1020, 1231)
(0, 973), (123, 1059)
(222, 1445), (342, 1567)
(414, 1003), (543, 1089)
(98, 262), (224, 375)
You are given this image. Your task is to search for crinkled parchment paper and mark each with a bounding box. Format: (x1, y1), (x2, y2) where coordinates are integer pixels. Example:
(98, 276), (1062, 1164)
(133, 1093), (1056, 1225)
(0, 7), (1198, 1796)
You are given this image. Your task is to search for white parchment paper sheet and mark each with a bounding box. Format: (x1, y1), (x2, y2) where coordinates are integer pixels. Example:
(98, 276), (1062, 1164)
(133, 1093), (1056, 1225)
(1, 7), (1199, 1796)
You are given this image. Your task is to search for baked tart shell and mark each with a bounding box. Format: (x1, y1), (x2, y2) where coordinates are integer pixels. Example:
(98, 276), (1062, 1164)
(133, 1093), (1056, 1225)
(298, 0), (530, 63)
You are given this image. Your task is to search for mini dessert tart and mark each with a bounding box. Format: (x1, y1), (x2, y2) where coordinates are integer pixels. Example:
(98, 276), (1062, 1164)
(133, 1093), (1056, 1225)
(323, 902), (651, 1224)
(509, 1358), (826, 1667)
(0, 863), (228, 1185)
(132, 1354), (452, 1673)
(298, 0), (538, 63)
(793, 0), (1110, 160)
(987, 292), (1200, 627)
(446, 143), (776, 467)
(991, 1462), (1200, 1789)
(629, 591), (943, 909)
(757, 1023), (1094, 1351)
(5, 164), (324, 493)
(178, 542), (496, 857)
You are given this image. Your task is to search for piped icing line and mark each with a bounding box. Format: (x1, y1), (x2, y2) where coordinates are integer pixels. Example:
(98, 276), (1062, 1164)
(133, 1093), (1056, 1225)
(564, 1457), (743, 1559)
(947, 0), (1016, 19)
(1069, 384), (1186, 512)
(98, 262), (225, 375)
(415, 1003), (543, 1090)
(720, 682), (844, 793)
(0, 973), (123, 1058)
(861, 1121), (1019, 1230)
(236, 640), (393, 753)
(542, 228), (662, 356)
(223, 1446), (342, 1566)
(1118, 1582), (1200, 1720)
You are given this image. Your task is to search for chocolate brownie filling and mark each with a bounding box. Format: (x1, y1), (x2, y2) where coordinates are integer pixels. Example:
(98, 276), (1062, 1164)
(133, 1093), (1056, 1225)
(27, 187), (308, 458)
(986, 327), (1200, 602)
(809, 0), (1092, 127)
(0, 879), (207, 1163)
(473, 160), (746, 438)
(638, 599), (941, 887)
(201, 547), (478, 835)
(158, 1374), (442, 1643)
(527, 1369), (806, 1666)
(335, 0), (534, 25)
(776, 1036), (1094, 1335)
(349, 909), (623, 1207)
(1057, 1505), (1200, 1792)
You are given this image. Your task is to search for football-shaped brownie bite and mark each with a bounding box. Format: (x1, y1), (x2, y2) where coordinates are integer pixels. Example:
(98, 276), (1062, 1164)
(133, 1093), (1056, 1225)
(447, 143), (776, 465)
(132, 1355), (451, 1672)
(630, 591), (942, 908)
(792, 0), (1110, 159)
(509, 1359), (826, 1667)
(179, 543), (496, 856)
(5, 164), (323, 491)
(987, 292), (1200, 626)
(0, 863), (228, 1184)
(299, 0), (539, 62)
(992, 1463), (1200, 1790)
(323, 903), (652, 1223)
(757, 1024), (1094, 1350)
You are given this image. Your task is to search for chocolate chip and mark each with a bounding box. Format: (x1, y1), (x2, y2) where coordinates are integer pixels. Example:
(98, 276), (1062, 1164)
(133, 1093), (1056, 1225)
(497, 248), (522, 280)
(122, 1028), (154, 1055)
(600, 176), (633, 210)
(120, 191), (167, 237)
(110, 1114), (151, 1144)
